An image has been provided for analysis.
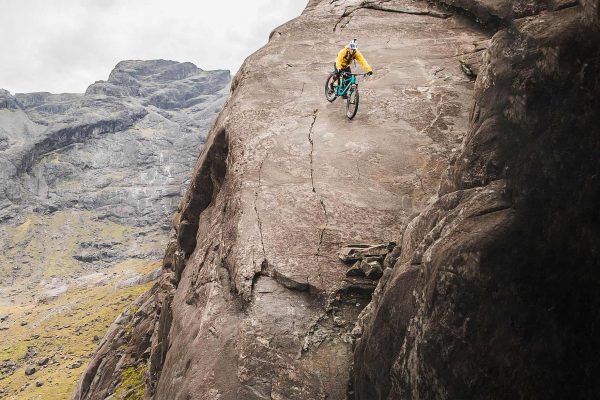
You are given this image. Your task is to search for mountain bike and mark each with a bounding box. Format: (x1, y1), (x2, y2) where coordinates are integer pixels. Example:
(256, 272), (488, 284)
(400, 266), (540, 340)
(325, 71), (367, 119)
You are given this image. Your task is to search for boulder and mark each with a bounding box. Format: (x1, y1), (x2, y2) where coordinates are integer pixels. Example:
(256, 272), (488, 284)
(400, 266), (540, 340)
(360, 260), (384, 280)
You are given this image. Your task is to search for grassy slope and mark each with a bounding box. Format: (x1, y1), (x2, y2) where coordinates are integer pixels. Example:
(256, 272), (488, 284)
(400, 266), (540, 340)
(0, 261), (157, 399)
(0, 203), (164, 400)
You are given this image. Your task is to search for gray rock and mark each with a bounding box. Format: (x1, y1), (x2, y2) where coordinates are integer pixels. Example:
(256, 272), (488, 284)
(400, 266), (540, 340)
(338, 243), (396, 263)
(0, 60), (230, 304)
(67, 361), (83, 369)
(24, 347), (36, 359)
(360, 260), (383, 280)
(346, 261), (364, 277)
(24, 366), (36, 376)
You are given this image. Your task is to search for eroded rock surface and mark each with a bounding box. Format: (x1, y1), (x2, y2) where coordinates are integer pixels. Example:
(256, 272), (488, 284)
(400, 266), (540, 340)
(354, 2), (600, 400)
(75, 1), (493, 399)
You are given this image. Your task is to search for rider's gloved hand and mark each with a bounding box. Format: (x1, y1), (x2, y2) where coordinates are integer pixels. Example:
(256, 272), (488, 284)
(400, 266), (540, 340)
(366, 71), (373, 76)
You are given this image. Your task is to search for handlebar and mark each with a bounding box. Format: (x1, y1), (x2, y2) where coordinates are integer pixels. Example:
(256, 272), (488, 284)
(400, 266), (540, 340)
(340, 72), (369, 77)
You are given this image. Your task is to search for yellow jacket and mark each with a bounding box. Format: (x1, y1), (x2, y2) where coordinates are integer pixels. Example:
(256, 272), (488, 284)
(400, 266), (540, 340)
(336, 46), (372, 73)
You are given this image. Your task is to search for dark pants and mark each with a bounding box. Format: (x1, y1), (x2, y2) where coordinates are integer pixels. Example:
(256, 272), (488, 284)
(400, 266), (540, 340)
(334, 62), (351, 85)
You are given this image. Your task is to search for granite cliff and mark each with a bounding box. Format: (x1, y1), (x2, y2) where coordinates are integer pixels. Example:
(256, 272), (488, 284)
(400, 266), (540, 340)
(76, 1), (600, 399)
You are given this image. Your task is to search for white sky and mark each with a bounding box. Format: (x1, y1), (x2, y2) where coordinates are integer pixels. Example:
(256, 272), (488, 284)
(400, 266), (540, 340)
(0, 0), (308, 94)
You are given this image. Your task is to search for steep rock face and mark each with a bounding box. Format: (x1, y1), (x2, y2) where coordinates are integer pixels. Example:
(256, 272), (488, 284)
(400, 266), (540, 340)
(353, 2), (600, 399)
(75, 1), (491, 399)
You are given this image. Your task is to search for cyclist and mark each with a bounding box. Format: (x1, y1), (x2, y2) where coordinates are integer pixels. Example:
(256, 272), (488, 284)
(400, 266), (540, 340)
(333, 39), (373, 96)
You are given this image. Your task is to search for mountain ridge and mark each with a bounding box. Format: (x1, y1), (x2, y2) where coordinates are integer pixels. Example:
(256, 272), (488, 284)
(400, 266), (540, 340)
(0, 60), (230, 398)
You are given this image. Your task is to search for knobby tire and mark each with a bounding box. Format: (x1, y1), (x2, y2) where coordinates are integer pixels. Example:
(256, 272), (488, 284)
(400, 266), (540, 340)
(346, 85), (359, 119)
(325, 73), (338, 102)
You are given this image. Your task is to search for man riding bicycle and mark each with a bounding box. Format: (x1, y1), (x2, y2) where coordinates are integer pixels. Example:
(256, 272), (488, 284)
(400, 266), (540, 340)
(333, 39), (373, 96)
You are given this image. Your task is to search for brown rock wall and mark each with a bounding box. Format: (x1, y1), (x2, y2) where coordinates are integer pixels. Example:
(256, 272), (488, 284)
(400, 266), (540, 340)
(75, 0), (600, 398)
(354, 2), (600, 399)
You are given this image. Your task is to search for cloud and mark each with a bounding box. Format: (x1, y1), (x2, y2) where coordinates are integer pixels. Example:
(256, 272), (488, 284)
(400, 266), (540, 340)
(0, 0), (308, 93)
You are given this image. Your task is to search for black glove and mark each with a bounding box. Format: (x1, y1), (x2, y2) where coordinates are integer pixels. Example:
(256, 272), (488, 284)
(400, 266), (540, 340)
(366, 71), (373, 76)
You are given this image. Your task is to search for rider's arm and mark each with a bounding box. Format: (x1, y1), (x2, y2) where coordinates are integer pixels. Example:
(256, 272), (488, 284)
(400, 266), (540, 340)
(355, 50), (373, 73)
(335, 48), (347, 70)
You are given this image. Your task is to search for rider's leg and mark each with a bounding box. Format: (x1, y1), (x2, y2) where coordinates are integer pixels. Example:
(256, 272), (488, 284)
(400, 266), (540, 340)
(331, 63), (341, 94)
(334, 63), (342, 90)
(341, 67), (351, 98)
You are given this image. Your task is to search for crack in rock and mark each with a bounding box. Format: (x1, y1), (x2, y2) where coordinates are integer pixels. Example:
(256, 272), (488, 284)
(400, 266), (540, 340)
(307, 109), (319, 193)
(316, 199), (329, 259)
(306, 109), (329, 258)
(362, 3), (451, 18)
(250, 259), (270, 299)
(254, 154), (268, 260)
(305, 109), (330, 287)
(334, 1), (451, 32)
(251, 260), (310, 296)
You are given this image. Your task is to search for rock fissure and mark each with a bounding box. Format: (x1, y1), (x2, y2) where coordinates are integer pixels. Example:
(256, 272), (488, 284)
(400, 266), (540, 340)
(254, 154), (268, 261)
(305, 109), (330, 284)
(334, 0), (451, 32)
(316, 198), (329, 260)
(250, 260), (270, 299)
(177, 127), (229, 255)
(362, 2), (451, 18)
(307, 109), (319, 193)
(470, 203), (512, 218)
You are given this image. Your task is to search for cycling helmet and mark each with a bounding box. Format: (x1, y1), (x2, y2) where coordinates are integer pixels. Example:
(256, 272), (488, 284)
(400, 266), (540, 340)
(349, 39), (358, 50)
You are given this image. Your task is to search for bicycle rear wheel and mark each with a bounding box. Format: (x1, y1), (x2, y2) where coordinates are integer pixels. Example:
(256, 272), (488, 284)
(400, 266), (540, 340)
(325, 73), (338, 102)
(346, 85), (359, 119)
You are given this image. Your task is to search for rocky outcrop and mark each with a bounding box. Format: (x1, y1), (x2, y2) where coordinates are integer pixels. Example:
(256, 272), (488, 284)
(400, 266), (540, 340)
(76, 1), (599, 399)
(0, 60), (229, 302)
(75, 1), (491, 399)
(0, 60), (229, 227)
(353, 1), (600, 399)
(0, 61), (230, 399)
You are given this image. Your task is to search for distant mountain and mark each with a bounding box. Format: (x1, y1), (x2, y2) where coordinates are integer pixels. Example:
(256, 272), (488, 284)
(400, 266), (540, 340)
(0, 60), (230, 300)
(0, 60), (229, 399)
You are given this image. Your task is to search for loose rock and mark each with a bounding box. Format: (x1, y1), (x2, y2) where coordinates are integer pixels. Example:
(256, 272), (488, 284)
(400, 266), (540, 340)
(360, 260), (383, 280)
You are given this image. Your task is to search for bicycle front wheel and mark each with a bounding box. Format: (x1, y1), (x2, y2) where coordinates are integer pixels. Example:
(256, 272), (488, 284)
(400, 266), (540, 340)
(346, 85), (359, 119)
(325, 73), (338, 102)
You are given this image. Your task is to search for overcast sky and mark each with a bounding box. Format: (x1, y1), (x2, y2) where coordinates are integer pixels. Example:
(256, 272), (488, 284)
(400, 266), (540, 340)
(0, 0), (307, 94)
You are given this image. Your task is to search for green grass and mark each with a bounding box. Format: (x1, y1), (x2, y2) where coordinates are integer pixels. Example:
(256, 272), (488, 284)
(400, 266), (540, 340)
(114, 364), (148, 400)
(0, 262), (158, 399)
(2, 211), (135, 280)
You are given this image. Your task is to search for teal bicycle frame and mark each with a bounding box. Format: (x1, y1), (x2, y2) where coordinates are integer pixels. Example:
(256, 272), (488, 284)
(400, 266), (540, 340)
(337, 73), (357, 96)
